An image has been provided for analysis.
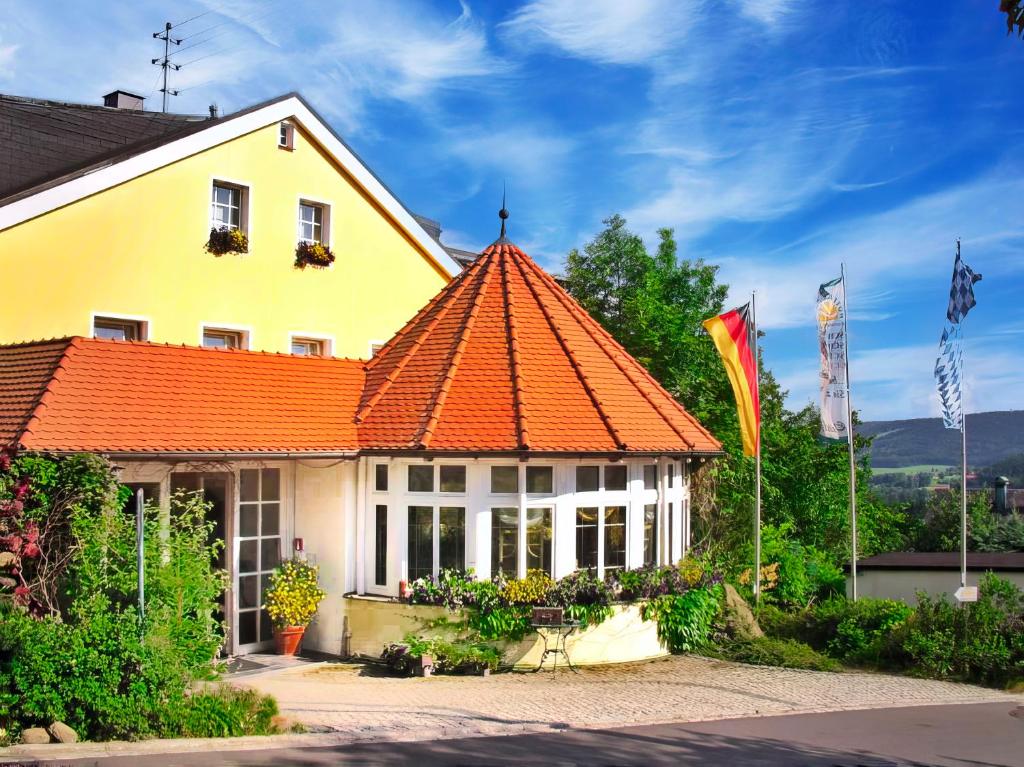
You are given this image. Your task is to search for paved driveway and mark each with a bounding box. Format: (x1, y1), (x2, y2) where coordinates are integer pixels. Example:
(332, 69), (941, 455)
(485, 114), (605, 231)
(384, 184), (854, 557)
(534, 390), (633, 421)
(235, 655), (1021, 742)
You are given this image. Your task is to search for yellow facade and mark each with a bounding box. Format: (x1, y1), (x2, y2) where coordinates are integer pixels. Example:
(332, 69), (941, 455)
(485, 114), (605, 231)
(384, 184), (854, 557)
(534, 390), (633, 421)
(0, 121), (451, 357)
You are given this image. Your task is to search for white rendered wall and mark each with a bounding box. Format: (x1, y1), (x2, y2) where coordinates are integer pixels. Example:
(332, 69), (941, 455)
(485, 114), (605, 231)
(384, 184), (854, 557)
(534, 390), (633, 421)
(294, 459), (356, 655)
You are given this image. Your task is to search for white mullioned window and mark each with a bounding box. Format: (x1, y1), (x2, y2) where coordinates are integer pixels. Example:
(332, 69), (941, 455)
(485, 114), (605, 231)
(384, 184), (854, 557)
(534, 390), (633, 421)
(298, 202), (324, 244)
(211, 183), (242, 230)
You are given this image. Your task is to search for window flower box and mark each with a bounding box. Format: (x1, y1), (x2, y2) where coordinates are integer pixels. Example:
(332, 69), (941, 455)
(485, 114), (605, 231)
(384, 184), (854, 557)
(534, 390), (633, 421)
(294, 241), (335, 270)
(205, 227), (249, 256)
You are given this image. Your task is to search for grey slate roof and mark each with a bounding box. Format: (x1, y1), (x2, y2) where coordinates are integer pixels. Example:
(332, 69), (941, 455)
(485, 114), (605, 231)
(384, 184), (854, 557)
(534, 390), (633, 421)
(0, 94), (207, 200)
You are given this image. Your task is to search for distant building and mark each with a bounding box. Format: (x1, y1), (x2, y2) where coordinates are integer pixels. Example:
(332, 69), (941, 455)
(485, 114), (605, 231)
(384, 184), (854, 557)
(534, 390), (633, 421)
(846, 552), (1024, 604)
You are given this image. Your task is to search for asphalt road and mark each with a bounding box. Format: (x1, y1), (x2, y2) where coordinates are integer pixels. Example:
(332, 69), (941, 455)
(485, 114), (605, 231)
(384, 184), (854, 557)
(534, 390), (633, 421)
(40, 702), (1024, 766)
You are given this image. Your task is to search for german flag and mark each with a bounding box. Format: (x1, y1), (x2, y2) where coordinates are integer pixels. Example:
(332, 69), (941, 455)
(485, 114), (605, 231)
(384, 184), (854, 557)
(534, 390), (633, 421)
(703, 303), (760, 456)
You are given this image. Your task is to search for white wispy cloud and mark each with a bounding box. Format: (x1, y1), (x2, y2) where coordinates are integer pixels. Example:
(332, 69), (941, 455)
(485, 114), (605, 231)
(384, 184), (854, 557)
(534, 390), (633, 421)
(0, 39), (16, 81)
(717, 170), (1024, 331)
(501, 0), (700, 66)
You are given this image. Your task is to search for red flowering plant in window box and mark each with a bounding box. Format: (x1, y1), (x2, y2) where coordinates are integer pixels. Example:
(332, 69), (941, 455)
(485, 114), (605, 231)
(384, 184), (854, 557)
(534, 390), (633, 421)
(294, 241), (335, 270)
(205, 227), (249, 256)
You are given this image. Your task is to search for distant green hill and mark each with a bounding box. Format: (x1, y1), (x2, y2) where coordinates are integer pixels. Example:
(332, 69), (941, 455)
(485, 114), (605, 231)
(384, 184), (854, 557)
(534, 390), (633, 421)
(859, 411), (1024, 468)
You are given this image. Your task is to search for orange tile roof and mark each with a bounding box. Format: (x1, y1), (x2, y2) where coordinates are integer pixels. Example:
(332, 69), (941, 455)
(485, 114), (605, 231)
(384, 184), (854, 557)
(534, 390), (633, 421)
(1, 338), (365, 455)
(0, 338), (73, 448)
(0, 240), (719, 457)
(357, 239), (721, 454)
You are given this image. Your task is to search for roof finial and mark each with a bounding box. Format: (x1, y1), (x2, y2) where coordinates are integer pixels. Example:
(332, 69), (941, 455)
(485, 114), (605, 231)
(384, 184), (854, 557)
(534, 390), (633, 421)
(498, 183), (509, 240)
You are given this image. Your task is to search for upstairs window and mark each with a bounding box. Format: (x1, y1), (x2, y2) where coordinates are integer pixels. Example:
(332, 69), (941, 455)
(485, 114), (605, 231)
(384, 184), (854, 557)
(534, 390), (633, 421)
(93, 316), (144, 341)
(279, 122), (295, 150)
(203, 328), (245, 349)
(211, 182), (244, 231)
(298, 202), (326, 244)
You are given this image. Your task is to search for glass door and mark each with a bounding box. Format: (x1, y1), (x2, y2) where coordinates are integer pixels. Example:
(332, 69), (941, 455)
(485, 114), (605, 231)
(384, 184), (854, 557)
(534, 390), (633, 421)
(171, 472), (231, 652)
(236, 468), (282, 651)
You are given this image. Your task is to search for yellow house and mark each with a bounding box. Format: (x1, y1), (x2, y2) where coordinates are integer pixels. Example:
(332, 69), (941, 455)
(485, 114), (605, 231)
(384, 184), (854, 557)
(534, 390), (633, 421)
(0, 90), (466, 357)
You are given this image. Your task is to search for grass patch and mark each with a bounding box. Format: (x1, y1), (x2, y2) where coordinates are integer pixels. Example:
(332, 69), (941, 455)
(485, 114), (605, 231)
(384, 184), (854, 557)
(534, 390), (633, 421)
(870, 464), (953, 476)
(709, 637), (842, 672)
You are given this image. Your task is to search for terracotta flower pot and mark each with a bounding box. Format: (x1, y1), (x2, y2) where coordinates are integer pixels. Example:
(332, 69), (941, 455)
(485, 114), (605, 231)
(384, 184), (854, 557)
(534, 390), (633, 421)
(274, 625), (305, 656)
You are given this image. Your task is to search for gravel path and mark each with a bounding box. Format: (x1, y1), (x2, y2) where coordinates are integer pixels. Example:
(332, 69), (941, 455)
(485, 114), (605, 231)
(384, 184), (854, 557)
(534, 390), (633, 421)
(236, 655), (1022, 741)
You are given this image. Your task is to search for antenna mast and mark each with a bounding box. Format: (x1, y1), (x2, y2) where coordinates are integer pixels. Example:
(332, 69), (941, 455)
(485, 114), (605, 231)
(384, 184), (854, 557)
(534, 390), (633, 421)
(152, 22), (182, 112)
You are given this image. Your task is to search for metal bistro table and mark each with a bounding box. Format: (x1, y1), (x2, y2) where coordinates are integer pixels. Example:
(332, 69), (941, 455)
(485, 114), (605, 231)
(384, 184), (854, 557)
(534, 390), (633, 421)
(530, 607), (580, 674)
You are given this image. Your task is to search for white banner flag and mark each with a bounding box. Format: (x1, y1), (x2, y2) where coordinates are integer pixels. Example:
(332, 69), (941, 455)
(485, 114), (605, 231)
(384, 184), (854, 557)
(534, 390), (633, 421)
(817, 276), (849, 442)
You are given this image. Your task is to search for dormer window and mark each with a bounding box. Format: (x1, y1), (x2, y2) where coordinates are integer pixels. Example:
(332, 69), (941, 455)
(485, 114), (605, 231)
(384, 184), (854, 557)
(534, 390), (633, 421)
(279, 122), (295, 150)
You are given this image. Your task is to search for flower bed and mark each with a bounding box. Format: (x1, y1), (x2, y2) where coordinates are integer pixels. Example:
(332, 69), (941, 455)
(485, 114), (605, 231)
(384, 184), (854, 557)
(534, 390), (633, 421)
(368, 557), (727, 671)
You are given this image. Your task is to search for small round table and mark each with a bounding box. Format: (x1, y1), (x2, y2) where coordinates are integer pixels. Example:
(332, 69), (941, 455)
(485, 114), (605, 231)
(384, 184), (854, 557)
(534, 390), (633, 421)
(530, 620), (581, 674)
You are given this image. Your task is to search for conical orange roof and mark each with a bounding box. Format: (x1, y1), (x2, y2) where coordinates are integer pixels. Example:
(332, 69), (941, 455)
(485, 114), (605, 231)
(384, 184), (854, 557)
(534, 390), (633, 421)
(357, 239), (721, 455)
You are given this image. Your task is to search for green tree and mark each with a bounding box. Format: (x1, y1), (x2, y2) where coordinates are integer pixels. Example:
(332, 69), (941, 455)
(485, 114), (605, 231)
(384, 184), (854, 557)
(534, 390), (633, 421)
(563, 215), (912, 571)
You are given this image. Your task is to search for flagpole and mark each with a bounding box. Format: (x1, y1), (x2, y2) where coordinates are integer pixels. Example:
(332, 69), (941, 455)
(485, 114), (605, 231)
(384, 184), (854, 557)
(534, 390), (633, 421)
(752, 291), (762, 605)
(840, 263), (858, 601)
(957, 240), (968, 591)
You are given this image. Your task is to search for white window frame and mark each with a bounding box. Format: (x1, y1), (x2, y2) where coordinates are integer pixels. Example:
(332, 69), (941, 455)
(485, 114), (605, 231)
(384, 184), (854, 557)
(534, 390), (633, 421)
(91, 312), (149, 341)
(210, 178), (250, 236)
(296, 197), (332, 247)
(279, 121), (295, 150)
(288, 333), (333, 357)
(200, 324), (251, 350)
(405, 463), (467, 496)
(362, 458), (683, 596)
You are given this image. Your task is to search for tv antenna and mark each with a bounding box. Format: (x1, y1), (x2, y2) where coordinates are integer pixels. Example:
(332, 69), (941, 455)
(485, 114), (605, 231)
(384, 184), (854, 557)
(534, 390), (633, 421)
(152, 21), (182, 112)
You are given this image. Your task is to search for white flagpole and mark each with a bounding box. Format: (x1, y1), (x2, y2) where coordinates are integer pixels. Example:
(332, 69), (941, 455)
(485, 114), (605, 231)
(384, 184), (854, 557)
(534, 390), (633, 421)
(957, 240), (968, 591)
(841, 264), (858, 601)
(752, 291), (762, 605)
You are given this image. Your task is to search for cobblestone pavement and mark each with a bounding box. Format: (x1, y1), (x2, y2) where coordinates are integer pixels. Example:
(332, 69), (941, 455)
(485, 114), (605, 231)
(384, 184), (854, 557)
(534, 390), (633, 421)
(235, 655), (1022, 742)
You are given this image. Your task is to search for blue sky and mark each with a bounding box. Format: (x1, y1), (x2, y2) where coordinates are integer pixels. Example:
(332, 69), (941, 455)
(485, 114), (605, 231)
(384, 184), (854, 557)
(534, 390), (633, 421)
(2, 0), (1022, 421)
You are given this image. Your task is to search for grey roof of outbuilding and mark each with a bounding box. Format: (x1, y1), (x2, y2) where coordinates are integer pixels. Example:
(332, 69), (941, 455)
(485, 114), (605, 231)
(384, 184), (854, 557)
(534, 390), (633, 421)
(847, 551), (1024, 572)
(0, 94), (208, 200)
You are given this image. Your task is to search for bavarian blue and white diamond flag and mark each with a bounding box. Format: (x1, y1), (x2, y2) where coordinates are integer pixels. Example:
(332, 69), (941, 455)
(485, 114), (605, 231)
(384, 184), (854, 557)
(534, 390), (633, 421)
(817, 275), (849, 442)
(934, 250), (981, 430)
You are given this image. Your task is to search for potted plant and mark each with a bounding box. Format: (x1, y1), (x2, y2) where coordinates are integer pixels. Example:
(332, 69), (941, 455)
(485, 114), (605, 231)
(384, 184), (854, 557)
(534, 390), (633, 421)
(205, 226), (249, 256)
(294, 240), (335, 269)
(263, 559), (327, 656)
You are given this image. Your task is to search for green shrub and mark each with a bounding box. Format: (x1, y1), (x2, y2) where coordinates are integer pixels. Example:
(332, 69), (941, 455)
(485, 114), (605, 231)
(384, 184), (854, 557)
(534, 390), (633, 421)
(888, 573), (1024, 687)
(0, 453), (230, 741)
(163, 686), (281, 738)
(734, 524), (845, 608)
(713, 637), (842, 672)
(390, 633), (502, 675)
(759, 597), (912, 665)
(641, 585), (722, 652)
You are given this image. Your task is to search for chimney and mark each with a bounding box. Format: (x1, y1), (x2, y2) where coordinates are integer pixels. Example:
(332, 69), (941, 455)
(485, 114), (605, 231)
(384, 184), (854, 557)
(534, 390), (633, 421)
(103, 90), (145, 111)
(994, 476), (1009, 514)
